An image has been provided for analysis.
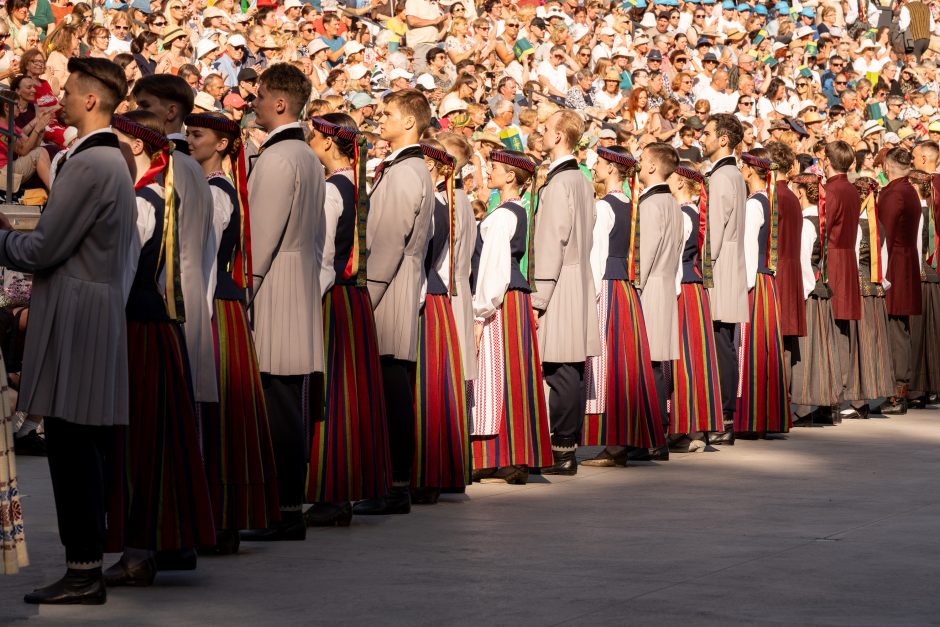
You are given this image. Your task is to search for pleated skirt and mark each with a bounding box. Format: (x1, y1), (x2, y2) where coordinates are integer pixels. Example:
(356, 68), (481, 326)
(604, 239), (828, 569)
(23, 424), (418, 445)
(414, 294), (469, 489)
(670, 283), (723, 434)
(471, 290), (552, 469)
(308, 284), (391, 503)
(0, 354), (27, 574)
(790, 296), (844, 407)
(202, 299), (280, 531)
(844, 295), (895, 401)
(582, 279), (664, 449)
(735, 274), (791, 433)
(911, 282), (940, 394)
(107, 320), (215, 552)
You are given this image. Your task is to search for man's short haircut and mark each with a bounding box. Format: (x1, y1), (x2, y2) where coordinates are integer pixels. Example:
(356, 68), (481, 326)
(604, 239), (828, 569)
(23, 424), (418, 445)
(322, 12), (340, 25)
(885, 146), (913, 170)
(133, 73), (195, 117)
(645, 141), (679, 177)
(915, 140), (939, 162)
(550, 109), (584, 151)
(67, 57), (127, 113)
(765, 140), (796, 175)
(825, 140), (855, 173)
(384, 89), (433, 136)
(259, 62), (312, 118)
(709, 113), (744, 150)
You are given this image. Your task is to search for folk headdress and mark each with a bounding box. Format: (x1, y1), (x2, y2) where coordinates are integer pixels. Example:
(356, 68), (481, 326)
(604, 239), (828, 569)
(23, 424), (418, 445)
(491, 149), (538, 285)
(741, 151), (780, 271)
(674, 164), (713, 288)
(310, 116), (369, 287)
(598, 147), (642, 285)
(421, 142), (458, 296)
(793, 172), (826, 282)
(854, 175), (884, 284)
(111, 114), (184, 322)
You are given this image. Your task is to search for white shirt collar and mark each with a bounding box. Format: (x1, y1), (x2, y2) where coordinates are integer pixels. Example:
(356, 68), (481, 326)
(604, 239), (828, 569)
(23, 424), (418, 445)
(262, 121), (303, 146)
(385, 143), (421, 162)
(68, 127), (113, 157)
(167, 131), (187, 141)
(802, 204), (818, 217)
(548, 154), (576, 173)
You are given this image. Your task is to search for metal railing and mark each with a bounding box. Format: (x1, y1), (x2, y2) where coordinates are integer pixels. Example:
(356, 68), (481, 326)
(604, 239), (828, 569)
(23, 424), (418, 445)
(0, 90), (15, 203)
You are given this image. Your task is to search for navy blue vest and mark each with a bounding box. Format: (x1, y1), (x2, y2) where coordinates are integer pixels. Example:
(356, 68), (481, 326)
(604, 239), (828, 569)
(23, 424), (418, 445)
(209, 176), (244, 301)
(126, 184), (171, 322)
(470, 201), (530, 294)
(750, 191), (773, 275)
(329, 173), (361, 287)
(425, 195), (449, 296)
(805, 214), (830, 298)
(602, 193), (632, 281)
(680, 202), (703, 284)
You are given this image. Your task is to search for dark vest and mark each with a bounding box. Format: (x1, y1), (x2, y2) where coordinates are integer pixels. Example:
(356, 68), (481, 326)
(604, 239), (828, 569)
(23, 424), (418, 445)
(859, 215), (887, 297)
(470, 201), (530, 294)
(806, 214), (831, 298)
(209, 176), (244, 301)
(127, 184), (171, 322)
(921, 204), (939, 283)
(602, 192), (632, 281)
(425, 195), (449, 296)
(750, 191), (773, 275)
(680, 202), (703, 284)
(329, 173), (361, 287)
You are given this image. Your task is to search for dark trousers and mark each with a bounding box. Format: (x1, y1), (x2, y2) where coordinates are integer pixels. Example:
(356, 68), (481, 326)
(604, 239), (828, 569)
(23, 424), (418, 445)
(381, 356), (416, 484)
(713, 321), (738, 419)
(913, 38), (930, 61)
(888, 314), (912, 386)
(543, 361), (585, 446)
(44, 417), (112, 566)
(651, 361), (670, 435)
(834, 319), (853, 394)
(261, 373), (306, 511)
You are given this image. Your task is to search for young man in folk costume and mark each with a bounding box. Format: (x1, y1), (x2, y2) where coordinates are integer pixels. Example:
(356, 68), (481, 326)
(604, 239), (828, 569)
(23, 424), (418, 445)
(699, 113), (749, 446)
(5, 58), (135, 605)
(735, 150), (791, 435)
(581, 146), (667, 467)
(470, 150), (552, 485)
(242, 63), (326, 541)
(878, 148), (925, 415)
(530, 109), (601, 476)
(305, 113), (391, 526)
(355, 89), (435, 516)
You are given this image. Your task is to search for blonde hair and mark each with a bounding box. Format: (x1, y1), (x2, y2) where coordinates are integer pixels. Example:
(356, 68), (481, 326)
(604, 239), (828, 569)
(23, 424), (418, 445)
(448, 16), (467, 36)
(551, 109), (584, 151)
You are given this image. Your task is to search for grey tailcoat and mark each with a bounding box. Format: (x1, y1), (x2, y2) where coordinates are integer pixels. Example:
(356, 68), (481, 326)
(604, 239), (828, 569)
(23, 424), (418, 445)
(707, 156), (749, 324)
(367, 147), (434, 362)
(248, 126), (326, 376)
(452, 186), (478, 380)
(0, 132), (136, 426)
(530, 157), (601, 363)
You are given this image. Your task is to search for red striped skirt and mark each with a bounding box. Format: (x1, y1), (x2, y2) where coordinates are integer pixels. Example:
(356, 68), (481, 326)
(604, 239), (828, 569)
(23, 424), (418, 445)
(735, 274), (791, 433)
(582, 279), (664, 449)
(202, 299), (279, 531)
(307, 284), (391, 502)
(471, 290), (552, 469)
(670, 283), (723, 434)
(107, 320), (215, 552)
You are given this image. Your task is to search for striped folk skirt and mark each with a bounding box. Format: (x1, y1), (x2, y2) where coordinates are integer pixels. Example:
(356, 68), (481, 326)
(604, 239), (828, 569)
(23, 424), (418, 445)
(670, 282), (723, 434)
(0, 353), (27, 574)
(414, 294), (469, 490)
(911, 282), (940, 394)
(735, 274), (790, 433)
(790, 296), (844, 408)
(844, 295), (895, 401)
(471, 290), (552, 469)
(308, 284), (391, 503)
(107, 320), (215, 552)
(582, 279), (664, 449)
(202, 299), (280, 531)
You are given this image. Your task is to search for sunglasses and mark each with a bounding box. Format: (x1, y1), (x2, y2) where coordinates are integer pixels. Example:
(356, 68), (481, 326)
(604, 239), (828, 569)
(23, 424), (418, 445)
(302, 27), (314, 32)
(797, 82), (808, 87)
(695, 13), (705, 17)
(740, 100), (753, 105)
(675, 58), (687, 63)
(835, 80), (847, 85)
(152, 20), (166, 26)
(506, 23), (520, 27)
(114, 25), (129, 31)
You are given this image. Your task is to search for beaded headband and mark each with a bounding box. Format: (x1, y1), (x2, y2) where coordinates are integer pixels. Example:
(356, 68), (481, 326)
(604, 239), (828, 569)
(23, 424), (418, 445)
(310, 116), (360, 142)
(674, 165), (705, 184)
(420, 143), (455, 167)
(491, 149), (536, 173)
(112, 115), (169, 150)
(185, 112), (241, 137)
(791, 173), (820, 186)
(854, 176), (880, 198)
(741, 152), (776, 170)
(597, 147), (638, 169)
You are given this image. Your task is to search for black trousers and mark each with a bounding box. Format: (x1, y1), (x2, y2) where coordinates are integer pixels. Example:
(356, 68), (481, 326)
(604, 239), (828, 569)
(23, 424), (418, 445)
(713, 321), (738, 419)
(834, 319), (853, 394)
(261, 373), (307, 511)
(888, 314), (912, 386)
(651, 361), (670, 435)
(44, 417), (112, 566)
(381, 356), (416, 484)
(913, 38), (930, 62)
(543, 361), (585, 446)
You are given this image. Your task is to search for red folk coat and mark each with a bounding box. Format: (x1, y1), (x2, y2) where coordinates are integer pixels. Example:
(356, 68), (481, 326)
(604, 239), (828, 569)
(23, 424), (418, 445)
(775, 180), (807, 337)
(881, 176), (923, 316)
(823, 174), (862, 320)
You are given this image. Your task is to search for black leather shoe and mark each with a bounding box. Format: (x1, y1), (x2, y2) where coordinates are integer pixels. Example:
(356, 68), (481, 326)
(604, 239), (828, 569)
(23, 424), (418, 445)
(154, 548), (197, 570)
(14, 430), (47, 456)
(539, 450), (577, 476)
(626, 445), (669, 461)
(353, 487), (411, 515)
(472, 467), (497, 482)
(880, 397), (908, 415)
(907, 395), (928, 409)
(707, 429), (735, 445)
(24, 569), (107, 605)
(480, 465), (529, 485)
(410, 487), (440, 504)
(304, 502), (353, 527)
(581, 447), (628, 467)
(198, 529), (241, 556)
(240, 516), (307, 541)
(104, 556), (156, 587)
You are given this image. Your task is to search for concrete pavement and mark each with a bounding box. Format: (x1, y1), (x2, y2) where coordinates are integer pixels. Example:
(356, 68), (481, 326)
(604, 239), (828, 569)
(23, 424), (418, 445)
(4, 409), (940, 626)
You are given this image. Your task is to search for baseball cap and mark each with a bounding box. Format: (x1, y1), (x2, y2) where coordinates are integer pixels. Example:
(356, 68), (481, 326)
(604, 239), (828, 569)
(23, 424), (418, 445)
(685, 116), (705, 130)
(599, 128), (618, 139)
(284, 0), (304, 8)
(223, 92), (250, 110)
(237, 67), (258, 83)
(347, 65), (369, 80)
(389, 68), (414, 82)
(227, 34), (247, 48)
(648, 49), (663, 60)
(196, 39), (220, 59)
(703, 52), (719, 62)
(416, 74), (437, 90)
(193, 91), (219, 112)
(883, 132), (902, 144)
(928, 121), (940, 132)
(344, 41), (365, 56)
(722, 0), (735, 8)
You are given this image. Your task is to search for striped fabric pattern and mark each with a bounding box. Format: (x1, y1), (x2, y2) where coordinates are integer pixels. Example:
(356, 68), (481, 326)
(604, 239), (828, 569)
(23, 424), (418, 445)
(307, 285), (392, 502)
(845, 296), (895, 400)
(0, 352), (26, 574)
(472, 290), (552, 469)
(414, 294), (470, 489)
(790, 296), (845, 407)
(735, 274), (791, 433)
(584, 281), (610, 415)
(911, 283), (940, 394)
(581, 280), (665, 449)
(108, 320), (216, 552)
(203, 299), (280, 530)
(471, 310), (503, 436)
(670, 283), (724, 434)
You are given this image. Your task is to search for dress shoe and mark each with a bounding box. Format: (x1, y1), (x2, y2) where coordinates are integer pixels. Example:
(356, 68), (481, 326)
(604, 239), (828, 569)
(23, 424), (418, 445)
(707, 429), (735, 445)
(411, 487), (440, 504)
(353, 487), (411, 515)
(304, 502), (353, 527)
(907, 394), (928, 409)
(626, 445), (669, 461)
(198, 529), (241, 555)
(154, 548), (197, 570)
(538, 449), (577, 476)
(14, 430), (47, 456)
(880, 397), (908, 415)
(104, 555), (156, 587)
(842, 405), (870, 420)
(581, 447), (628, 467)
(479, 465), (529, 485)
(667, 435), (705, 453)
(472, 467), (497, 482)
(24, 568), (107, 605)
(240, 515), (307, 541)
(812, 407), (842, 426)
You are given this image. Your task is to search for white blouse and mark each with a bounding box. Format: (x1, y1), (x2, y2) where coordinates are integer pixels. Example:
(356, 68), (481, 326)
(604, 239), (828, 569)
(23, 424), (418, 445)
(800, 205), (818, 300)
(472, 205), (518, 321)
(744, 193), (766, 290)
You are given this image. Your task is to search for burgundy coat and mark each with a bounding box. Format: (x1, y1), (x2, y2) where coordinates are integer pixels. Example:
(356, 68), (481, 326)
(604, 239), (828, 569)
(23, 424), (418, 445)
(823, 174), (862, 320)
(881, 176), (923, 316)
(775, 180), (806, 337)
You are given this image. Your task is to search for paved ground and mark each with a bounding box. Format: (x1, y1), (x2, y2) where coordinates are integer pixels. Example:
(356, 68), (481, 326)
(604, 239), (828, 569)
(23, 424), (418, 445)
(4, 408), (940, 626)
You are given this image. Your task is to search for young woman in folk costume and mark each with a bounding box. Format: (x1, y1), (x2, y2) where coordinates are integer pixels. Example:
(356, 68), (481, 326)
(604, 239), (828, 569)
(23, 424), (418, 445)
(184, 113), (280, 552)
(412, 140), (469, 503)
(304, 113), (391, 525)
(581, 146), (666, 467)
(470, 150), (551, 485)
(906, 170), (940, 407)
(735, 150), (791, 435)
(665, 163), (723, 451)
(105, 112), (215, 586)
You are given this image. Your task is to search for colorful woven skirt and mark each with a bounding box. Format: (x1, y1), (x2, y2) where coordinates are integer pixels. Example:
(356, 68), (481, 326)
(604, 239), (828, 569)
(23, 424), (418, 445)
(202, 299), (280, 531)
(911, 282), (940, 394)
(471, 290), (552, 469)
(107, 320), (215, 552)
(308, 284), (391, 502)
(414, 294), (469, 489)
(0, 354), (26, 574)
(735, 274), (791, 433)
(790, 296), (844, 407)
(670, 282), (723, 434)
(582, 279), (664, 448)
(844, 295), (895, 401)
